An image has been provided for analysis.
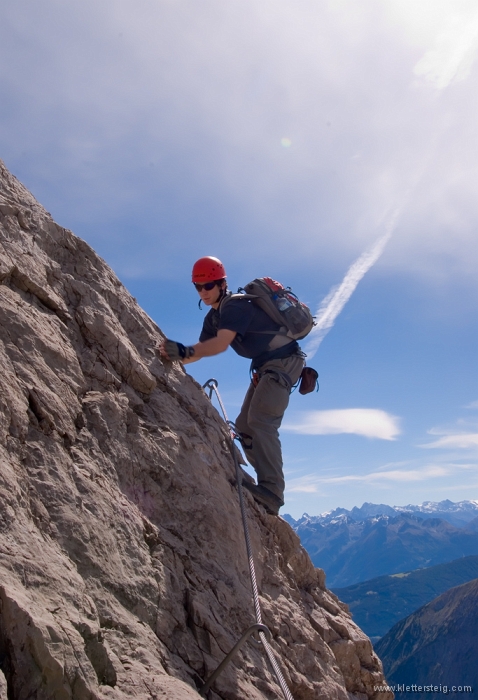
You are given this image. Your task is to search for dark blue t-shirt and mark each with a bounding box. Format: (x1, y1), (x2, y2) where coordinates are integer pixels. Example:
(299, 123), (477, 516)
(199, 295), (298, 368)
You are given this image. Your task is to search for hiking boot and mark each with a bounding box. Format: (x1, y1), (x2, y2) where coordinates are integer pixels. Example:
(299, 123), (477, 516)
(241, 481), (284, 516)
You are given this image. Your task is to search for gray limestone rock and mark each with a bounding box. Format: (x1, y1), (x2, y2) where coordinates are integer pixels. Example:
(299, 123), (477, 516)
(0, 159), (393, 700)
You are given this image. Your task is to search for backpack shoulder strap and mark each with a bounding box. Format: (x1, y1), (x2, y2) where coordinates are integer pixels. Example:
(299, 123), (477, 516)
(220, 293), (291, 345)
(218, 292), (256, 313)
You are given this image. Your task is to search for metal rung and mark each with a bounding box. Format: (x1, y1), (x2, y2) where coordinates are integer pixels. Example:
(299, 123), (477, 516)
(202, 378), (219, 400)
(199, 623), (271, 697)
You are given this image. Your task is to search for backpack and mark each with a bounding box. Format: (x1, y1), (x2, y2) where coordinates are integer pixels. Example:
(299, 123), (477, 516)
(228, 277), (315, 340)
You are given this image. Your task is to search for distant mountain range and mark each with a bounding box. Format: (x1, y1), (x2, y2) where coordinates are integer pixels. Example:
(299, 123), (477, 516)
(287, 499), (478, 695)
(375, 578), (478, 698)
(283, 500), (478, 587)
(333, 555), (478, 642)
(284, 499), (478, 529)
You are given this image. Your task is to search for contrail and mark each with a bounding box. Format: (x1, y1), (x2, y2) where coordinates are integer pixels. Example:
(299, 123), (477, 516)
(304, 210), (399, 360)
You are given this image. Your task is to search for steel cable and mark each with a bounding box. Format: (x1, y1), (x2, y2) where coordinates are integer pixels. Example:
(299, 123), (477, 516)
(203, 379), (294, 700)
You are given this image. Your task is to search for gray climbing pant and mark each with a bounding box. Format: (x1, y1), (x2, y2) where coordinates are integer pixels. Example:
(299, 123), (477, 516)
(235, 354), (305, 502)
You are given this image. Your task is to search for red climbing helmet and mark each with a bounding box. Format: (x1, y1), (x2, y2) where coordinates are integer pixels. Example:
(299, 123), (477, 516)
(191, 256), (227, 283)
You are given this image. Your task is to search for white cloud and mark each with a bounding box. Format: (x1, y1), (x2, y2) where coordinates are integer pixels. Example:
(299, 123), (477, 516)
(325, 465), (449, 483)
(304, 225), (395, 360)
(283, 409), (401, 441)
(286, 475), (323, 494)
(286, 464), (450, 492)
(465, 400), (478, 409)
(2, 0), (478, 282)
(420, 419), (478, 449)
(420, 433), (478, 449)
(413, 9), (478, 89)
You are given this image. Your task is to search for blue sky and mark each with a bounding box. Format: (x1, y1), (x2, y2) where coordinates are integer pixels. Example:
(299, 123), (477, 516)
(1, 0), (477, 518)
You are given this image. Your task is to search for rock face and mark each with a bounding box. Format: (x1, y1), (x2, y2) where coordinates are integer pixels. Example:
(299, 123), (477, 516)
(0, 160), (392, 700)
(375, 579), (478, 698)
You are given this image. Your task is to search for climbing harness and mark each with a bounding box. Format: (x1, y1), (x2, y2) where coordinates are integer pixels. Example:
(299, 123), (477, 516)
(200, 379), (295, 700)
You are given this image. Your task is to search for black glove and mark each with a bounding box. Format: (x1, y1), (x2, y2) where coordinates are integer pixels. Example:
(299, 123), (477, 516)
(163, 339), (195, 361)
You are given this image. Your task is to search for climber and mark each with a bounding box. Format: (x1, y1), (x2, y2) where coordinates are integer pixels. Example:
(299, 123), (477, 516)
(159, 256), (305, 516)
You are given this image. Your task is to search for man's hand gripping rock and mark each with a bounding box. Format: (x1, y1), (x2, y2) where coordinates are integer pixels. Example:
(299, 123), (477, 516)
(159, 339), (195, 362)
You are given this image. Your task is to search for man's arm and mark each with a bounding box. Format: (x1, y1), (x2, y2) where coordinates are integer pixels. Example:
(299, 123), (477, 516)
(183, 329), (236, 364)
(160, 329), (236, 364)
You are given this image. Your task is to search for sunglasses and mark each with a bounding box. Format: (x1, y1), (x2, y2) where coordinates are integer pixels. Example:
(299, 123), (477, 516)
(194, 281), (219, 292)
